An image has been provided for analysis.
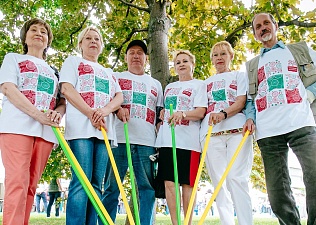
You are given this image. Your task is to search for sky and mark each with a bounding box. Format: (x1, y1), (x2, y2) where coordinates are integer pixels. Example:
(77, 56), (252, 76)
(243, 0), (316, 11)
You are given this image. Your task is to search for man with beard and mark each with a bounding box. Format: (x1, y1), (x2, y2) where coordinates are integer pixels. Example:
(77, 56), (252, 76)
(243, 13), (316, 225)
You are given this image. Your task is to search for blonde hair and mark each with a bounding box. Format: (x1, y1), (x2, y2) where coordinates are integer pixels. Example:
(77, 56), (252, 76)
(77, 26), (104, 54)
(210, 41), (234, 58)
(173, 50), (196, 65)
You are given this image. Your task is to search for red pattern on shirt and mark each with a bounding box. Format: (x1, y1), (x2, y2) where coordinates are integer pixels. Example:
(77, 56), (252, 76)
(19, 60), (37, 73)
(78, 62), (94, 76)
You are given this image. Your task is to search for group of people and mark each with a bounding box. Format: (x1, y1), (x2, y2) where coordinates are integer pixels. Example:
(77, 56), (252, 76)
(35, 178), (63, 218)
(0, 12), (316, 225)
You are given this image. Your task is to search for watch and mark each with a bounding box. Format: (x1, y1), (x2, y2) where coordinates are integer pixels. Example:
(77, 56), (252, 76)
(220, 110), (227, 119)
(181, 111), (187, 118)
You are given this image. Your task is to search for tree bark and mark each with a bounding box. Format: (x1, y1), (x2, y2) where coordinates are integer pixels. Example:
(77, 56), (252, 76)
(148, 1), (171, 89)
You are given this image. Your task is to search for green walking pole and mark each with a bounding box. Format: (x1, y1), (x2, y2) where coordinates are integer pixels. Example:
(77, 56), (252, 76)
(124, 123), (141, 225)
(51, 127), (113, 225)
(170, 104), (181, 225)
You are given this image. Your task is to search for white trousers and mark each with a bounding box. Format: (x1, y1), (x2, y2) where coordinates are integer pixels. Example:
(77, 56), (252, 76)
(203, 132), (254, 225)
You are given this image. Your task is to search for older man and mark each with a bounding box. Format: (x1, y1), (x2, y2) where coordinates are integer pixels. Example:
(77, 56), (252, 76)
(102, 40), (163, 225)
(243, 13), (316, 225)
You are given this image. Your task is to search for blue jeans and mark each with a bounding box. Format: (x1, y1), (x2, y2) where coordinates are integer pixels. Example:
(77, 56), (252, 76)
(36, 192), (47, 213)
(101, 144), (155, 225)
(258, 126), (316, 225)
(47, 191), (61, 217)
(66, 138), (109, 225)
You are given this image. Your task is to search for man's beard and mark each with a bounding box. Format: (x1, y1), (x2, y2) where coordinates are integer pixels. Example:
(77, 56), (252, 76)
(262, 33), (273, 42)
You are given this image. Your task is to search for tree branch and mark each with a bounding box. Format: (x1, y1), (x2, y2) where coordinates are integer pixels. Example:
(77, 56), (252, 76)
(226, 21), (251, 48)
(112, 28), (148, 69)
(279, 19), (316, 28)
(65, 0), (98, 51)
(117, 0), (150, 13)
(271, 0), (282, 23)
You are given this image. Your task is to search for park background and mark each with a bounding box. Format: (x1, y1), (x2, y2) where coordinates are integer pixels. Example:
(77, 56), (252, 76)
(0, 0), (315, 223)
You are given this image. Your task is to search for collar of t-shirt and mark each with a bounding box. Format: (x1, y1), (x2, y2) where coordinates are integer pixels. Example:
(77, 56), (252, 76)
(260, 40), (285, 56)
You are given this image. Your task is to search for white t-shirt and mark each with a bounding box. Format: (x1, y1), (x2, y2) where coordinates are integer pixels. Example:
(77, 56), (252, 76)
(115, 71), (163, 146)
(200, 71), (248, 141)
(155, 79), (208, 152)
(0, 53), (59, 143)
(254, 47), (315, 140)
(59, 56), (121, 142)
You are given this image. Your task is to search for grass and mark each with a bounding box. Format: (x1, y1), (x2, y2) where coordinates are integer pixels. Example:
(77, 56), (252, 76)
(0, 213), (307, 225)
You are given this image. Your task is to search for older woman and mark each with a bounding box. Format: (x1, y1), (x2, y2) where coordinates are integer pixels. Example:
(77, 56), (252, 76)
(0, 18), (65, 225)
(200, 41), (253, 225)
(60, 26), (123, 225)
(155, 50), (207, 225)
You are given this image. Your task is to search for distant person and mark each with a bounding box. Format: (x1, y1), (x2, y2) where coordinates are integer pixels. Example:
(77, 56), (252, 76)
(36, 184), (48, 213)
(0, 18), (65, 225)
(46, 178), (62, 218)
(243, 12), (316, 225)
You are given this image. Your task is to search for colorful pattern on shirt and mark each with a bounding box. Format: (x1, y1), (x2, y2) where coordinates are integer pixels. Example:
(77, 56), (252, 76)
(164, 87), (193, 126)
(77, 62), (115, 108)
(206, 79), (237, 114)
(18, 60), (57, 110)
(118, 78), (159, 125)
(256, 59), (302, 112)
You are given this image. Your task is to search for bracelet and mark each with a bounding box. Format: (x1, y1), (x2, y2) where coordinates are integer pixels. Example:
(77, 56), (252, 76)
(220, 110), (227, 119)
(181, 111), (187, 118)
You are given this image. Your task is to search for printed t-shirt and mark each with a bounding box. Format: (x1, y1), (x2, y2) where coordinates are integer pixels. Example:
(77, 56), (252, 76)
(254, 47), (315, 140)
(59, 56), (121, 142)
(155, 79), (207, 152)
(200, 71), (248, 142)
(115, 71), (163, 146)
(0, 53), (60, 143)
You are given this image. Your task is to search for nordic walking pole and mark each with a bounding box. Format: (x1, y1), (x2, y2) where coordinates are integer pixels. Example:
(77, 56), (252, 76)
(170, 104), (181, 225)
(184, 125), (213, 225)
(51, 127), (113, 225)
(123, 123), (141, 225)
(100, 127), (136, 225)
(198, 130), (250, 225)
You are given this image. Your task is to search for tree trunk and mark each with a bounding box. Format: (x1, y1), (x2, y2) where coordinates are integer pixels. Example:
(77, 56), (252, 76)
(148, 1), (171, 89)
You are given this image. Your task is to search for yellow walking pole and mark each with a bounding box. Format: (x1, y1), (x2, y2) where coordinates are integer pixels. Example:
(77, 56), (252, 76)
(101, 127), (135, 225)
(198, 130), (250, 225)
(51, 127), (114, 225)
(183, 125), (213, 225)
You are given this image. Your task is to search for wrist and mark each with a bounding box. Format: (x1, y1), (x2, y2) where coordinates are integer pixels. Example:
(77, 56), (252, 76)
(181, 111), (187, 119)
(220, 110), (227, 119)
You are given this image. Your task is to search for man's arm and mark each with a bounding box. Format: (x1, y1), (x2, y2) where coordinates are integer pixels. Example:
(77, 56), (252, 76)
(242, 97), (256, 135)
(306, 47), (316, 103)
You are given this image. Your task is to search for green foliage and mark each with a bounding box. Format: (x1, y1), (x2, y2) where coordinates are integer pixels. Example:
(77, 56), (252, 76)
(251, 141), (266, 192)
(0, 0), (315, 190)
(40, 127), (71, 182)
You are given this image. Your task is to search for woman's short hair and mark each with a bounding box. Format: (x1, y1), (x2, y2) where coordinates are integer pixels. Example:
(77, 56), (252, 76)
(20, 18), (53, 60)
(210, 41), (234, 58)
(77, 26), (104, 54)
(172, 50), (196, 65)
